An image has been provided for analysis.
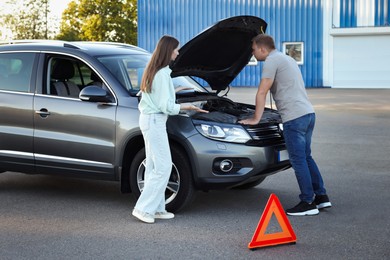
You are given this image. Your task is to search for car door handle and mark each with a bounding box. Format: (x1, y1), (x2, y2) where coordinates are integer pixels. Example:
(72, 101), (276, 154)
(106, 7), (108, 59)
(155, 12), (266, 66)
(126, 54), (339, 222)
(35, 109), (51, 118)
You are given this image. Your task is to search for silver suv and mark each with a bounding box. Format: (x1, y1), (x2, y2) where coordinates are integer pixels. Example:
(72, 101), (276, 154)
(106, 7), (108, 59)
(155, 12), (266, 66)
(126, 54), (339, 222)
(0, 16), (290, 212)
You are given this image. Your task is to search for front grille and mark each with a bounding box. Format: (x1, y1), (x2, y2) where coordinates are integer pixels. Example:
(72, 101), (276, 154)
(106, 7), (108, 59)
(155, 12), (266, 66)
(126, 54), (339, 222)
(245, 124), (284, 146)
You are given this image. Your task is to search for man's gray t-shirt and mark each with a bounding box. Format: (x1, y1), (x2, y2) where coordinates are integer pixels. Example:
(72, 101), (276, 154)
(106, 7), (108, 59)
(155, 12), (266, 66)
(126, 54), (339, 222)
(262, 49), (314, 123)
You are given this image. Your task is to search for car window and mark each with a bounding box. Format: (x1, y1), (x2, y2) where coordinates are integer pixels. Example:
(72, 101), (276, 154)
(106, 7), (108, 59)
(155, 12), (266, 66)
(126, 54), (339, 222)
(98, 54), (149, 95)
(97, 54), (207, 95)
(0, 52), (35, 92)
(172, 76), (206, 92)
(46, 56), (106, 98)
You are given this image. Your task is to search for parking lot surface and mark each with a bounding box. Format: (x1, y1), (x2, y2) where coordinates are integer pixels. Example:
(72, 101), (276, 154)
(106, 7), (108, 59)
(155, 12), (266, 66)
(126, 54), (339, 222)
(1, 88), (389, 259)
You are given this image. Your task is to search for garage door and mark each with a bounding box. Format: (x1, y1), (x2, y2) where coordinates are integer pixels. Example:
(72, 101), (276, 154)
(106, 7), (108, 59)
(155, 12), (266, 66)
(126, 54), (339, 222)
(333, 34), (390, 88)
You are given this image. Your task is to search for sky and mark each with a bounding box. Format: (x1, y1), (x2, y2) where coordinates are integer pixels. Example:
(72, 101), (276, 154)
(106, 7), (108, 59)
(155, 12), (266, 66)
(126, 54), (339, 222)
(48, 0), (73, 36)
(50, 0), (73, 18)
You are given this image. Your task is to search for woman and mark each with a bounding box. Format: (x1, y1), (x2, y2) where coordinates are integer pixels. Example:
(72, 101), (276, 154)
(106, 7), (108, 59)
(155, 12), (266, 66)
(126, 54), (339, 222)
(132, 35), (207, 224)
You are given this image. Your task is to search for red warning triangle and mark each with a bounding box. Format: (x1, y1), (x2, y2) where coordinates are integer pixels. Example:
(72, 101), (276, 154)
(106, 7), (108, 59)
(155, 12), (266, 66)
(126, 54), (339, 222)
(248, 193), (296, 249)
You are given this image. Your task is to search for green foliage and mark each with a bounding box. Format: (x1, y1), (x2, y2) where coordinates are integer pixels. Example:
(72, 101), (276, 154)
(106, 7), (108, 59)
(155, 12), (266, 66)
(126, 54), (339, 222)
(56, 0), (138, 45)
(1, 0), (52, 40)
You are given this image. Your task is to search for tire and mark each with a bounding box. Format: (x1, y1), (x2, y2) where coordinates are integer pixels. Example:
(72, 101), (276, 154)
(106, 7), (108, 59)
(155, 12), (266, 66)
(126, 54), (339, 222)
(129, 145), (195, 213)
(233, 176), (267, 189)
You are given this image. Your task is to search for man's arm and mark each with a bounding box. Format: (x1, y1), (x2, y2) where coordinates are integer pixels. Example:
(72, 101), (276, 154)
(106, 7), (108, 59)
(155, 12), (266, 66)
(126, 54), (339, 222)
(238, 78), (273, 125)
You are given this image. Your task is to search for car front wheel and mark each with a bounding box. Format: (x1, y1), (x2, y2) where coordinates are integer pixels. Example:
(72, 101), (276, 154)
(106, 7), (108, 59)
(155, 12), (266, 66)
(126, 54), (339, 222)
(129, 145), (195, 213)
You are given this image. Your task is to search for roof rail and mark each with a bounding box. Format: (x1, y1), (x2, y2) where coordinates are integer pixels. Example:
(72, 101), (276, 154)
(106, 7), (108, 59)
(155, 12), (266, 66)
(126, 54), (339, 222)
(0, 39), (62, 45)
(73, 41), (148, 52)
(87, 41), (136, 48)
(0, 39), (80, 49)
(0, 40), (147, 52)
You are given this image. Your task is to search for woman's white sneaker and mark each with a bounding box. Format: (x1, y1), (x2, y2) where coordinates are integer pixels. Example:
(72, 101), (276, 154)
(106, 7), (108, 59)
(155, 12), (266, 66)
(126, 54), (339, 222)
(154, 211), (175, 219)
(132, 209), (155, 223)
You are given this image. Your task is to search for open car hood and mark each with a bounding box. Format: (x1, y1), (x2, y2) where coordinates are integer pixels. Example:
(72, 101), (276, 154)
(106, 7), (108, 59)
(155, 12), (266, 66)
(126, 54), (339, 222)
(170, 15), (267, 91)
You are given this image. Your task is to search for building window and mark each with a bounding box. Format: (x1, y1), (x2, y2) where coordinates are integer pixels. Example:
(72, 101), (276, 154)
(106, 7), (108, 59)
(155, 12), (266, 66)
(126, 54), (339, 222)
(283, 42), (304, 65)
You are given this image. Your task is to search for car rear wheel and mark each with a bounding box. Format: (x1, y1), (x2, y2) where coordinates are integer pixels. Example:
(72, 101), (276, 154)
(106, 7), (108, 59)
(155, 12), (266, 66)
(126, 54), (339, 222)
(129, 145), (195, 212)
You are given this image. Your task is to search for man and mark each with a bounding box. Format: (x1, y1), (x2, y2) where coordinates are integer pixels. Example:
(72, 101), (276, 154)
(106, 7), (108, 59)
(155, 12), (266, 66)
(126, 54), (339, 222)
(239, 34), (331, 216)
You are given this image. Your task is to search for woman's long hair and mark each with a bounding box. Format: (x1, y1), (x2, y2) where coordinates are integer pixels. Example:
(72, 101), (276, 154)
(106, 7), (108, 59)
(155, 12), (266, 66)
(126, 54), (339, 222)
(140, 35), (179, 93)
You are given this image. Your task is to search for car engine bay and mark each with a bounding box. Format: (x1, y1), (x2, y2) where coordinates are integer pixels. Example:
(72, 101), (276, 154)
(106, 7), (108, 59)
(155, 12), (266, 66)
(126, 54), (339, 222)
(177, 94), (281, 125)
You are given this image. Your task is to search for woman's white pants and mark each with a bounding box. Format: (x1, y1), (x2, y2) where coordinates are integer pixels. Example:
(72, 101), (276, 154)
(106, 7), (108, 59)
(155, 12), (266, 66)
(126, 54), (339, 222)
(134, 113), (172, 215)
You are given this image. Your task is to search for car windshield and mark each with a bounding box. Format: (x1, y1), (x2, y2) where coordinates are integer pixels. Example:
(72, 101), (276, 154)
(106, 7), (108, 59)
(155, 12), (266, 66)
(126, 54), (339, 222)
(97, 54), (207, 96)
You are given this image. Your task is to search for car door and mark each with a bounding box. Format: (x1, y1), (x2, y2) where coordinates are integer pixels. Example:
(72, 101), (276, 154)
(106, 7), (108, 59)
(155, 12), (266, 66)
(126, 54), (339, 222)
(33, 54), (117, 178)
(0, 52), (37, 172)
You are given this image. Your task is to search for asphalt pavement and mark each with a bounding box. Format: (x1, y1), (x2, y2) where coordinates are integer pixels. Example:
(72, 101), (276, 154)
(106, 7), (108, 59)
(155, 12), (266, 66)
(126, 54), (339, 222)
(0, 88), (389, 259)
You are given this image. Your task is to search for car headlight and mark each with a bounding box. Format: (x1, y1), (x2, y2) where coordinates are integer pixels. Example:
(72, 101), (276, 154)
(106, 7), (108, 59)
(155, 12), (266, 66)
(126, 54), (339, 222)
(194, 122), (251, 143)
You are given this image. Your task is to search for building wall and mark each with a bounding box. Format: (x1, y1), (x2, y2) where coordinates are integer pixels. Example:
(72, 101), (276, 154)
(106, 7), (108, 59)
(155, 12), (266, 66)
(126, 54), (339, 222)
(323, 0), (390, 88)
(335, 0), (389, 27)
(138, 0), (390, 89)
(138, 0), (324, 87)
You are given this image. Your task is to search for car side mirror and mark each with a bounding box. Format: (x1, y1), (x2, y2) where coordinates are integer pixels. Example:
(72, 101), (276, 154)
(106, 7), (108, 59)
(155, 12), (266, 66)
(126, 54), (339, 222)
(79, 86), (113, 103)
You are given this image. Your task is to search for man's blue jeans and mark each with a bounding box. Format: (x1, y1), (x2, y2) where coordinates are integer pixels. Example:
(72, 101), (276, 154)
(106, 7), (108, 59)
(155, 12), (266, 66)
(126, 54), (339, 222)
(283, 113), (327, 203)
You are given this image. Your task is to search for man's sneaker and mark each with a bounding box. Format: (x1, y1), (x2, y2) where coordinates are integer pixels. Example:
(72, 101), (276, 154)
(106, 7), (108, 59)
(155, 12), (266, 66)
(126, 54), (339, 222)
(132, 209), (155, 224)
(154, 211), (175, 219)
(286, 201), (319, 216)
(315, 194), (332, 209)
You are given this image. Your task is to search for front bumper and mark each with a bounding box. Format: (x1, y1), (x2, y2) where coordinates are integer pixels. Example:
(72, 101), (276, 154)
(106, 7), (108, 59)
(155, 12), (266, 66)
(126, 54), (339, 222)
(184, 133), (291, 190)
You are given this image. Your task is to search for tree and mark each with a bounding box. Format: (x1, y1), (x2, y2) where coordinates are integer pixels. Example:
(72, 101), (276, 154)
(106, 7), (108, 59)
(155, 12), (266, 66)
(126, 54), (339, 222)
(1, 0), (52, 40)
(56, 0), (137, 45)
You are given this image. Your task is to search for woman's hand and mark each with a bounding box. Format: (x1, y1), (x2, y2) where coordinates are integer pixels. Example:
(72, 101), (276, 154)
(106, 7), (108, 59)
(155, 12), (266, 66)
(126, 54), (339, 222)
(180, 103), (208, 113)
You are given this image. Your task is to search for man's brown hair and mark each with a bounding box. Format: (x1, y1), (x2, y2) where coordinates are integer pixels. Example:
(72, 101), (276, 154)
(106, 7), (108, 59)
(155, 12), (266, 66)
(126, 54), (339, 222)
(252, 34), (276, 50)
